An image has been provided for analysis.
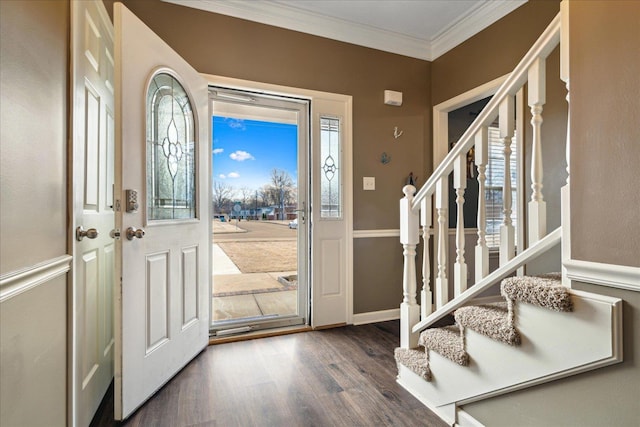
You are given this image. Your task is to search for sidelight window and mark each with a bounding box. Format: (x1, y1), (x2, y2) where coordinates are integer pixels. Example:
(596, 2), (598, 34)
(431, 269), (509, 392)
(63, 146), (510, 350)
(320, 117), (342, 218)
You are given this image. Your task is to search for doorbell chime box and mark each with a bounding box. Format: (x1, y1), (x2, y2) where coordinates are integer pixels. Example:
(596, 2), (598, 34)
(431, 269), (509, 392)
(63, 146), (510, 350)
(384, 90), (403, 106)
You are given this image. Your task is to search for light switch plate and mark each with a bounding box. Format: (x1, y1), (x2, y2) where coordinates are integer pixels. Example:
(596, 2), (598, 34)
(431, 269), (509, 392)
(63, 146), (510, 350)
(363, 177), (375, 191)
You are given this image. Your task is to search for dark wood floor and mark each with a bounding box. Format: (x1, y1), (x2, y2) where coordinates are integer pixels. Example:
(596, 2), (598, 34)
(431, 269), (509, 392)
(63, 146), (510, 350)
(91, 321), (446, 427)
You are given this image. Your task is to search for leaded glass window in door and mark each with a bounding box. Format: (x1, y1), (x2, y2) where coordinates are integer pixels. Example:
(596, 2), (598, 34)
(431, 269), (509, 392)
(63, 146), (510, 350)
(320, 117), (341, 218)
(146, 72), (196, 220)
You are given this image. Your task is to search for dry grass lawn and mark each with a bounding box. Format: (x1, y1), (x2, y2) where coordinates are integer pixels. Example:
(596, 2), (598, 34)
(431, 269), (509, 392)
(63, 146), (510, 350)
(217, 241), (297, 273)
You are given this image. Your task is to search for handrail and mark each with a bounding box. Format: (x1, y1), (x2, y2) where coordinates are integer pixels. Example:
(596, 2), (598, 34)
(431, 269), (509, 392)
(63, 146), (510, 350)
(411, 227), (561, 333)
(411, 12), (561, 212)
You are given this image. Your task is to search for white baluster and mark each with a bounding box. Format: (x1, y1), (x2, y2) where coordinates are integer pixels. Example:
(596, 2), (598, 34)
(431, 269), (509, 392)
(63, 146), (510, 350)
(474, 128), (489, 282)
(499, 97), (516, 266)
(420, 197), (432, 319)
(400, 185), (419, 348)
(453, 154), (467, 297)
(434, 177), (448, 308)
(528, 58), (547, 244)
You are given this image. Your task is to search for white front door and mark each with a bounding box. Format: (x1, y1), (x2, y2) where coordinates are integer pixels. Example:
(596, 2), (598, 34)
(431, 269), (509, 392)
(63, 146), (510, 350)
(113, 4), (210, 419)
(70, 1), (115, 426)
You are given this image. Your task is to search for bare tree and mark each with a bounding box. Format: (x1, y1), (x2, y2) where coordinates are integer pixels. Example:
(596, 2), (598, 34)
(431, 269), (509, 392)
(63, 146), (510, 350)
(269, 168), (294, 220)
(258, 184), (272, 206)
(212, 181), (235, 214)
(235, 186), (253, 218)
(238, 186), (252, 209)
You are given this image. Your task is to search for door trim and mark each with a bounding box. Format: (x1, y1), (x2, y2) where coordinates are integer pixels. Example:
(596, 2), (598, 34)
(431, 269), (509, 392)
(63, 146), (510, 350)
(202, 74), (354, 325)
(432, 74), (509, 169)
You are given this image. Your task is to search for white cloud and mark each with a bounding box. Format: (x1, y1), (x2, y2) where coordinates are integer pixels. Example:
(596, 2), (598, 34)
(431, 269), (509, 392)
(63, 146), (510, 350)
(225, 118), (246, 130)
(213, 148), (224, 155)
(229, 150), (255, 161)
(218, 174), (226, 179)
(227, 172), (240, 178)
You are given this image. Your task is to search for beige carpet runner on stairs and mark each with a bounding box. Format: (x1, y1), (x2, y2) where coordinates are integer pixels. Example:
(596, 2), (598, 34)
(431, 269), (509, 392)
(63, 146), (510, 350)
(395, 274), (573, 381)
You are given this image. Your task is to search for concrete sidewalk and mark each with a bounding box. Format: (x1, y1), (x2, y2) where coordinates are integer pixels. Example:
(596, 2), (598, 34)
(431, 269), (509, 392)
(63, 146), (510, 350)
(212, 243), (240, 275)
(212, 242), (297, 322)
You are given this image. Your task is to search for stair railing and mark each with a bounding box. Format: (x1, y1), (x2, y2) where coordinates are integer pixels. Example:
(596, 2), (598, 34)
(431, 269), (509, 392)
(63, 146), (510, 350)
(400, 11), (569, 349)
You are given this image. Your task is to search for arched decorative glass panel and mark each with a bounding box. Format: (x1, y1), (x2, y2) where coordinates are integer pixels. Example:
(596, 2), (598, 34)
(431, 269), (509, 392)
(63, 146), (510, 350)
(146, 72), (196, 220)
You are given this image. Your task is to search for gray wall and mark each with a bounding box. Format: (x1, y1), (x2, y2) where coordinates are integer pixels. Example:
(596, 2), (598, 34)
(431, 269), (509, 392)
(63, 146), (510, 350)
(431, 0), (561, 106)
(0, 0), (69, 425)
(570, 0), (640, 267)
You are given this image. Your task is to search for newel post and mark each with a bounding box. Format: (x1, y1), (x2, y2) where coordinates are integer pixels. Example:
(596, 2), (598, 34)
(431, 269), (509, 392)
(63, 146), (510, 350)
(400, 185), (419, 349)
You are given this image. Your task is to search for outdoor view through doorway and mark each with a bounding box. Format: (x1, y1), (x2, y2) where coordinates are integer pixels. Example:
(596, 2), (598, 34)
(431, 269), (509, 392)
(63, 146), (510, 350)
(210, 89), (309, 335)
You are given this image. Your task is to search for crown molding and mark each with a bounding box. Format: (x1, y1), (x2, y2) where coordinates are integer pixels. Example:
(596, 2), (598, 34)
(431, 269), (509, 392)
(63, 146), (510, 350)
(430, 0), (527, 60)
(163, 0), (526, 61)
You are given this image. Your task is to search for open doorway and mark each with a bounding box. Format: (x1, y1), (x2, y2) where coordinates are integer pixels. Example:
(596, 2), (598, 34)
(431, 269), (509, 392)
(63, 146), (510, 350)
(210, 88), (310, 336)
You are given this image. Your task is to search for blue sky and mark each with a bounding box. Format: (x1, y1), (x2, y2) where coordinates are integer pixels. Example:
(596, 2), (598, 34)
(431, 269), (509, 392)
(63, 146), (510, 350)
(212, 116), (298, 192)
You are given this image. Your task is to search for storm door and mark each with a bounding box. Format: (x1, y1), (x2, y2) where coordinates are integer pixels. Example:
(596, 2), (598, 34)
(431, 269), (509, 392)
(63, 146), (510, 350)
(210, 89), (310, 335)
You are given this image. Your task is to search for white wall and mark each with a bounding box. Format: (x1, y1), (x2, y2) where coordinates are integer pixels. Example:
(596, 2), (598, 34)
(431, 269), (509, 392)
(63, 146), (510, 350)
(0, 1), (69, 425)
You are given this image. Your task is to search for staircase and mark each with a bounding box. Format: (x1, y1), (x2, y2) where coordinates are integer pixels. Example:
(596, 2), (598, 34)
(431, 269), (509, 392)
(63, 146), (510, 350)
(395, 5), (623, 425)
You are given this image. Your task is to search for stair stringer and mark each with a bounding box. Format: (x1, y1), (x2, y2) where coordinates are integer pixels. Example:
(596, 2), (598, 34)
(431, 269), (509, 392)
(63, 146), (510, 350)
(397, 290), (622, 424)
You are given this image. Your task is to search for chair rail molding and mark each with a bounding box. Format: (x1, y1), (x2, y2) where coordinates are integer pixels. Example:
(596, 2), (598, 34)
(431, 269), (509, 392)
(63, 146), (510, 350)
(565, 258), (640, 292)
(353, 229), (401, 239)
(0, 255), (72, 303)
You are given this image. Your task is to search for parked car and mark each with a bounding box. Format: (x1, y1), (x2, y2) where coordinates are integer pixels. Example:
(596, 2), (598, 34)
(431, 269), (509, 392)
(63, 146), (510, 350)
(288, 218), (298, 229)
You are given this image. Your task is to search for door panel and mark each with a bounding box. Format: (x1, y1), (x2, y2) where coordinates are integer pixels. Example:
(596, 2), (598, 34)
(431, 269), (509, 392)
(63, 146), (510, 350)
(320, 240), (341, 296)
(114, 3), (210, 419)
(71, 1), (115, 425)
(182, 246), (199, 326)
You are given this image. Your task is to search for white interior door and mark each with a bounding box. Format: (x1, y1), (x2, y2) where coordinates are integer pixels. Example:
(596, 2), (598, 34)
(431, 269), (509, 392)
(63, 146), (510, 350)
(70, 1), (115, 426)
(113, 3), (210, 419)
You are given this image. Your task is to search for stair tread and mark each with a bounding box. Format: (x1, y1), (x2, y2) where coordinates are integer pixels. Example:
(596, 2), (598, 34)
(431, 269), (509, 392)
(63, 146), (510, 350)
(394, 347), (431, 381)
(501, 274), (573, 312)
(419, 325), (468, 366)
(455, 303), (521, 346)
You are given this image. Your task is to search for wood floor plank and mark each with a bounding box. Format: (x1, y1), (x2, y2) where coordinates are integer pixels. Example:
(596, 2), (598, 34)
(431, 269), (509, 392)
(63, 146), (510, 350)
(91, 321), (447, 427)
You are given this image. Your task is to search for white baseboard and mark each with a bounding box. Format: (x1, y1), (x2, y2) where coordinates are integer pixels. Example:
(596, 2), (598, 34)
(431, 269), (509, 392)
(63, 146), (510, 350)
(565, 259), (640, 292)
(352, 308), (400, 325)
